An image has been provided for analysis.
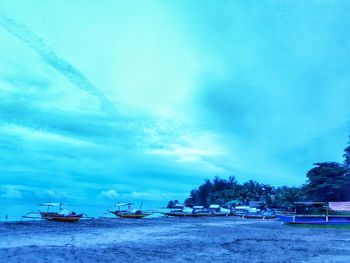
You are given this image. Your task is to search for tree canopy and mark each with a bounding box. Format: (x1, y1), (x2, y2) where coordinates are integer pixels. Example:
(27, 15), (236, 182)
(180, 136), (350, 207)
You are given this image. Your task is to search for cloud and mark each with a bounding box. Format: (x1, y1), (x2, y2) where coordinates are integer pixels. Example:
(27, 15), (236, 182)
(100, 189), (119, 199)
(0, 185), (69, 200)
(0, 11), (112, 112)
(0, 123), (99, 148)
(0, 186), (22, 199)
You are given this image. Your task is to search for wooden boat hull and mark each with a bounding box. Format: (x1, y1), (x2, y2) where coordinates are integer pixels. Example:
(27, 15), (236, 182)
(230, 212), (245, 217)
(45, 216), (82, 222)
(193, 213), (212, 217)
(40, 213), (82, 222)
(242, 214), (276, 220)
(110, 211), (151, 219)
(164, 212), (193, 217)
(277, 214), (350, 225)
(163, 212), (211, 217)
(210, 213), (230, 217)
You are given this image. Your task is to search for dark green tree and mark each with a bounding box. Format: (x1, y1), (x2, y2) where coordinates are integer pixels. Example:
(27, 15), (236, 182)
(304, 162), (347, 201)
(242, 180), (264, 201)
(281, 186), (301, 206)
(343, 136), (350, 169)
(167, 200), (180, 208)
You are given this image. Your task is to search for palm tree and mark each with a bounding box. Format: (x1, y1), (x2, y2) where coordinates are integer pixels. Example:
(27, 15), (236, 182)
(282, 187), (301, 206)
(243, 180), (264, 200)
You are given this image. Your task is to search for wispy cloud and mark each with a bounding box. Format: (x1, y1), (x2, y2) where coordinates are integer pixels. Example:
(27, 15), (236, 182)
(100, 189), (119, 199)
(0, 123), (99, 147)
(0, 184), (69, 200)
(0, 11), (112, 112)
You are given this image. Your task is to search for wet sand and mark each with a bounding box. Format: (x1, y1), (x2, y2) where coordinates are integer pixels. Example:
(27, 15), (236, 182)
(1, 217), (350, 262)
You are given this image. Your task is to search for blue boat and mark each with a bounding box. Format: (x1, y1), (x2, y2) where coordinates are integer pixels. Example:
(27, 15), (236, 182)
(277, 214), (350, 225)
(277, 202), (350, 225)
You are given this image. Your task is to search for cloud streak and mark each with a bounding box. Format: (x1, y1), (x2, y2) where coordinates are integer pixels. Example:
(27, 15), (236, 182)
(0, 11), (112, 112)
(0, 184), (69, 200)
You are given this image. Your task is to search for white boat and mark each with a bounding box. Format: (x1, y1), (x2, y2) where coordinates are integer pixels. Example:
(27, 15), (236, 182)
(208, 204), (230, 216)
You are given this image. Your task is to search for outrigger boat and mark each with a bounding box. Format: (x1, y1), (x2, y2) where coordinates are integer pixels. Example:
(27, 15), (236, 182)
(208, 204), (230, 216)
(163, 204), (209, 217)
(232, 206), (276, 219)
(231, 205), (251, 216)
(242, 211), (276, 220)
(163, 204), (230, 217)
(277, 202), (350, 225)
(109, 203), (152, 219)
(192, 206), (212, 217)
(23, 203), (83, 222)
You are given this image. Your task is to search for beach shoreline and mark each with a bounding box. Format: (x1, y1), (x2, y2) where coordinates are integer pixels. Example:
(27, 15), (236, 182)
(1, 217), (350, 262)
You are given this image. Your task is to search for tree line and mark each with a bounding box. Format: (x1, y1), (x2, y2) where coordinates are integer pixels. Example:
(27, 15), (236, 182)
(169, 137), (350, 208)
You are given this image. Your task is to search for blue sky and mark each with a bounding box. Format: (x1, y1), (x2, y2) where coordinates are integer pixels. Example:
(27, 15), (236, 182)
(1, 0), (350, 208)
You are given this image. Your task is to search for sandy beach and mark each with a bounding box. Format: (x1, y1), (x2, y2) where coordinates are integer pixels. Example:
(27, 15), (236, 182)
(1, 217), (350, 263)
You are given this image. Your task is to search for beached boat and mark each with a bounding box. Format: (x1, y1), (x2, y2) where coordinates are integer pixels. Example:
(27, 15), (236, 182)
(208, 204), (230, 216)
(109, 203), (151, 219)
(191, 206), (212, 217)
(39, 203), (82, 222)
(162, 204), (211, 217)
(277, 202), (350, 225)
(231, 205), (276, 219)
(231, 205), (251, 216)
(242, 211), (276, 220)
(23, 203), (83, 222)
(277, 214), (350, 224)
(163, 204), (196, 217)
(164, 204), (231, 217)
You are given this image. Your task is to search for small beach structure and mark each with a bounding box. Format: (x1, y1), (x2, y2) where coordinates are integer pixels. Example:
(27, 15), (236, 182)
(277, 201), (350, 225)
(109, 203), (152, 219)
(23, 203), (83, 222)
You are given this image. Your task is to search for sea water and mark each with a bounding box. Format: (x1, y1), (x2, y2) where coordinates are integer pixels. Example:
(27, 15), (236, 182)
(0, 201), (165, 221)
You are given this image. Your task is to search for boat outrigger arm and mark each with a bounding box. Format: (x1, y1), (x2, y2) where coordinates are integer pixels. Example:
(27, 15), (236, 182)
(22, 212), (42, 220)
